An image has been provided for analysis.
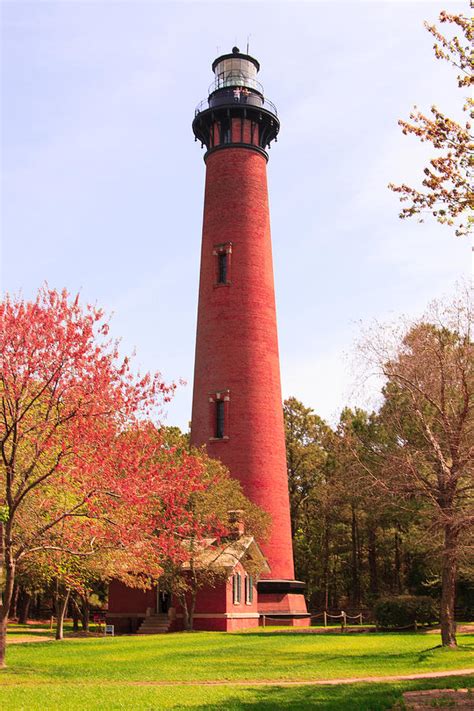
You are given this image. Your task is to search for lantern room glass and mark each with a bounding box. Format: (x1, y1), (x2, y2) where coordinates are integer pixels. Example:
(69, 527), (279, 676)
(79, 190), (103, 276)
(213, 58), (259, 91)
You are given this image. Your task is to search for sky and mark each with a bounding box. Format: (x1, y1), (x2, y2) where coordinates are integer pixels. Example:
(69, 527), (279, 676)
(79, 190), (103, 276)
(1, 0), (471, 431)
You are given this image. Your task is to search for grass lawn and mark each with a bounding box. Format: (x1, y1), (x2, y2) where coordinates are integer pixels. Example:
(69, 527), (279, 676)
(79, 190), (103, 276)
(1, 628), (473, 709)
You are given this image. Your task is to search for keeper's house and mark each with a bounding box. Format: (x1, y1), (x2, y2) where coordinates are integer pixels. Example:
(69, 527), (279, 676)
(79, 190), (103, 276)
(107, 529), (269, 633)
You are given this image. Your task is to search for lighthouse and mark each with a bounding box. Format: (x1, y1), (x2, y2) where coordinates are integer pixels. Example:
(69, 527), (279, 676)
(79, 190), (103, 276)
(191, 47), (309, 624)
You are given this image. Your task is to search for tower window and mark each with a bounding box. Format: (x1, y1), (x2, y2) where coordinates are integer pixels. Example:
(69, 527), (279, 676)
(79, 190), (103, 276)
(216, 400), (225, 439)
(213, 243), (232, 286)
(208, 390), (230, 441)
(218, 252), (228, 284)
(222, 124), (231, 144)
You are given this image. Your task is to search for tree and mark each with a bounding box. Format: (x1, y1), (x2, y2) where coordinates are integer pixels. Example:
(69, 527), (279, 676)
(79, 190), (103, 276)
(361, 289), (473, 646)
(284, 397), (448, 614)
(0, 287), (211, 666)
(284, 397), (329, 537)
(389, 9), (473, 236)
(159, 432), (269, 630)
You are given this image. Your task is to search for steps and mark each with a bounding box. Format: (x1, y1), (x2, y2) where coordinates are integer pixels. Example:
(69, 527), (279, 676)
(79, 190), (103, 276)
(137, 614), (170, 635)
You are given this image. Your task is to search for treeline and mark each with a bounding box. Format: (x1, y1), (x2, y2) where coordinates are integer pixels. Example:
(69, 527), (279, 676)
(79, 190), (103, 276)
(284, 293), (473, 647)
(285, 398), (471, 613)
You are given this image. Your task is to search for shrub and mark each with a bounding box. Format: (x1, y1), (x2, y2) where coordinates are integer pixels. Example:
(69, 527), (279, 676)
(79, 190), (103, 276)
(374, 595), (439, 628)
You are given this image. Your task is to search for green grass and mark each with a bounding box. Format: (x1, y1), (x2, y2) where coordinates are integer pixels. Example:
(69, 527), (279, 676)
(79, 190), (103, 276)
(6, 629), (472, 682)
(1, 629), (473, 709)
(1, 677), (473, 710)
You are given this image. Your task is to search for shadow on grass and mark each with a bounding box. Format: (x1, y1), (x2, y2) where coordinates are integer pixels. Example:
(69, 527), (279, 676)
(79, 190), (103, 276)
(195, 684), (397, 710)
(188, 677), (474, 711)
(416, 644), (474, 662)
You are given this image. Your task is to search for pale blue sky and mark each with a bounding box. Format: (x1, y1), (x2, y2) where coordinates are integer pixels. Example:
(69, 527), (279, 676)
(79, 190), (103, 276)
(1, 0), (470, 429)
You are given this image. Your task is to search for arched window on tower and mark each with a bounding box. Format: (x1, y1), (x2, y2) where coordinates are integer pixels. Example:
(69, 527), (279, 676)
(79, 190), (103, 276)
(218, 252), (227, 284)
(216, 400), (225, 439)
(213, 243), (232, 286)
(208, 390), (230, 440)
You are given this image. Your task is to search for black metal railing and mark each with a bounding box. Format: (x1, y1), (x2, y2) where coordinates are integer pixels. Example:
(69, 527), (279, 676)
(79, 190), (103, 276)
(208, 74), (265, 95)
(195, 91), (278, 117)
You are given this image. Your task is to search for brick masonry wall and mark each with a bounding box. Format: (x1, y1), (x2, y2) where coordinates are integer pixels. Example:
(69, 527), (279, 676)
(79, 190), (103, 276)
(190, 146), (295, 580)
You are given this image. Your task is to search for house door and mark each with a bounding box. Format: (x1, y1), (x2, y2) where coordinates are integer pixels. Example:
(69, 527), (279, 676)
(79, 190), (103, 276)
(156, 583), (170, 614)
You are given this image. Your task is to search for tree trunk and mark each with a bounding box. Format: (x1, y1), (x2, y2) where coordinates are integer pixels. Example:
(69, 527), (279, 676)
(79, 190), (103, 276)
(55, 589), (70, 641)
(323, 517), (330, 610)
(350, 505), (360, 606)
(0, 613), (7, 670)
(182, 597), (191, 631)
(188, 591), (197, 631)
(32, 593), (42, 619)
(18, 592), (31, 625)
(440, 524), (458, 647)
(80, 594), (90, 632)
(394, 527), (403, 594)
(331, 556), (339, 608)
(0, 546), (16, 668)
(367, 524), (378, 598)
(72, 611), (79, 632)
(11, 582), (19, 620)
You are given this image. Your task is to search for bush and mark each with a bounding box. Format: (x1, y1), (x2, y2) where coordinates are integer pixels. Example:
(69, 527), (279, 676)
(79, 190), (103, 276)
(374, 595), (439, 628)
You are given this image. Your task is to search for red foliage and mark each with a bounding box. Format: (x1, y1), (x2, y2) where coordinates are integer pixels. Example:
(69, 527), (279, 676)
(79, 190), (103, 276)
(0, 287), (224, 664)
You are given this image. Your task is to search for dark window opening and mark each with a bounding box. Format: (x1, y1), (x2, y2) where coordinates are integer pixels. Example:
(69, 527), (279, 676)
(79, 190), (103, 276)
(218, 252), (228, 284)
(222, 124), (231, 144)
(246, 575), (254, 604)
(216, 400), (225, 439)
(233, 573), (241, 604)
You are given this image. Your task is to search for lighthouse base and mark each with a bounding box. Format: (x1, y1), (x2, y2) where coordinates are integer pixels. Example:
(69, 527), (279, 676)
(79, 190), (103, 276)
(257, 580), (311, 627)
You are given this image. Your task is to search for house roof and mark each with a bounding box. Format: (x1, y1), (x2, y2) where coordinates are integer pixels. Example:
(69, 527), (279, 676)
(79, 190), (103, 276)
(181, 535), (270, 574)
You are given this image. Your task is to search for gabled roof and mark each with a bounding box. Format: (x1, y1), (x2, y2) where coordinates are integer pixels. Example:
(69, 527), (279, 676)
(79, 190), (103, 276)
(181, 535), (270, 574)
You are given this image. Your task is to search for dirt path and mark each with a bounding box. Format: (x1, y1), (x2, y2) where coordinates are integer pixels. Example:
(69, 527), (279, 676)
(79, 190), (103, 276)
(401, 688), (473, 710)
(119, 669), (474, 687)
(0, 665), (472, 688)
(7, 635), (54, 644)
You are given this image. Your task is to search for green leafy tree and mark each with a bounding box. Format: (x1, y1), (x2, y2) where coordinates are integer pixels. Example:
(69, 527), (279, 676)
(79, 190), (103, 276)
(362, 290), (474, 646)
(158, 429), (269, 631)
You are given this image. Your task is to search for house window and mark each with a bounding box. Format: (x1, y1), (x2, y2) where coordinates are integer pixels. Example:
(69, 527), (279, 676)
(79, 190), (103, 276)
(217, 252), (228, 284)
(233, 572), (242, 605)
(216, 400), (225, 439)
(245, 575), (254, 604)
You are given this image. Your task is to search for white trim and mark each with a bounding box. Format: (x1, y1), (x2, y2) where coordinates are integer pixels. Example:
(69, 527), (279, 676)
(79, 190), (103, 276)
(175, 612), (259, 619)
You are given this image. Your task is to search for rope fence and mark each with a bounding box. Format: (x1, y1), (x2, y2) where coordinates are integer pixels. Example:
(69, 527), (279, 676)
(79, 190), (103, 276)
(261, 610), (364, 629)
(260, 612), (425, 632)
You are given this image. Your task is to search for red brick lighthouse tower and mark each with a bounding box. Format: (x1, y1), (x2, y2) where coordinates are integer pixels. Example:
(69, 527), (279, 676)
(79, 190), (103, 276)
(191, 47), (308, 624)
